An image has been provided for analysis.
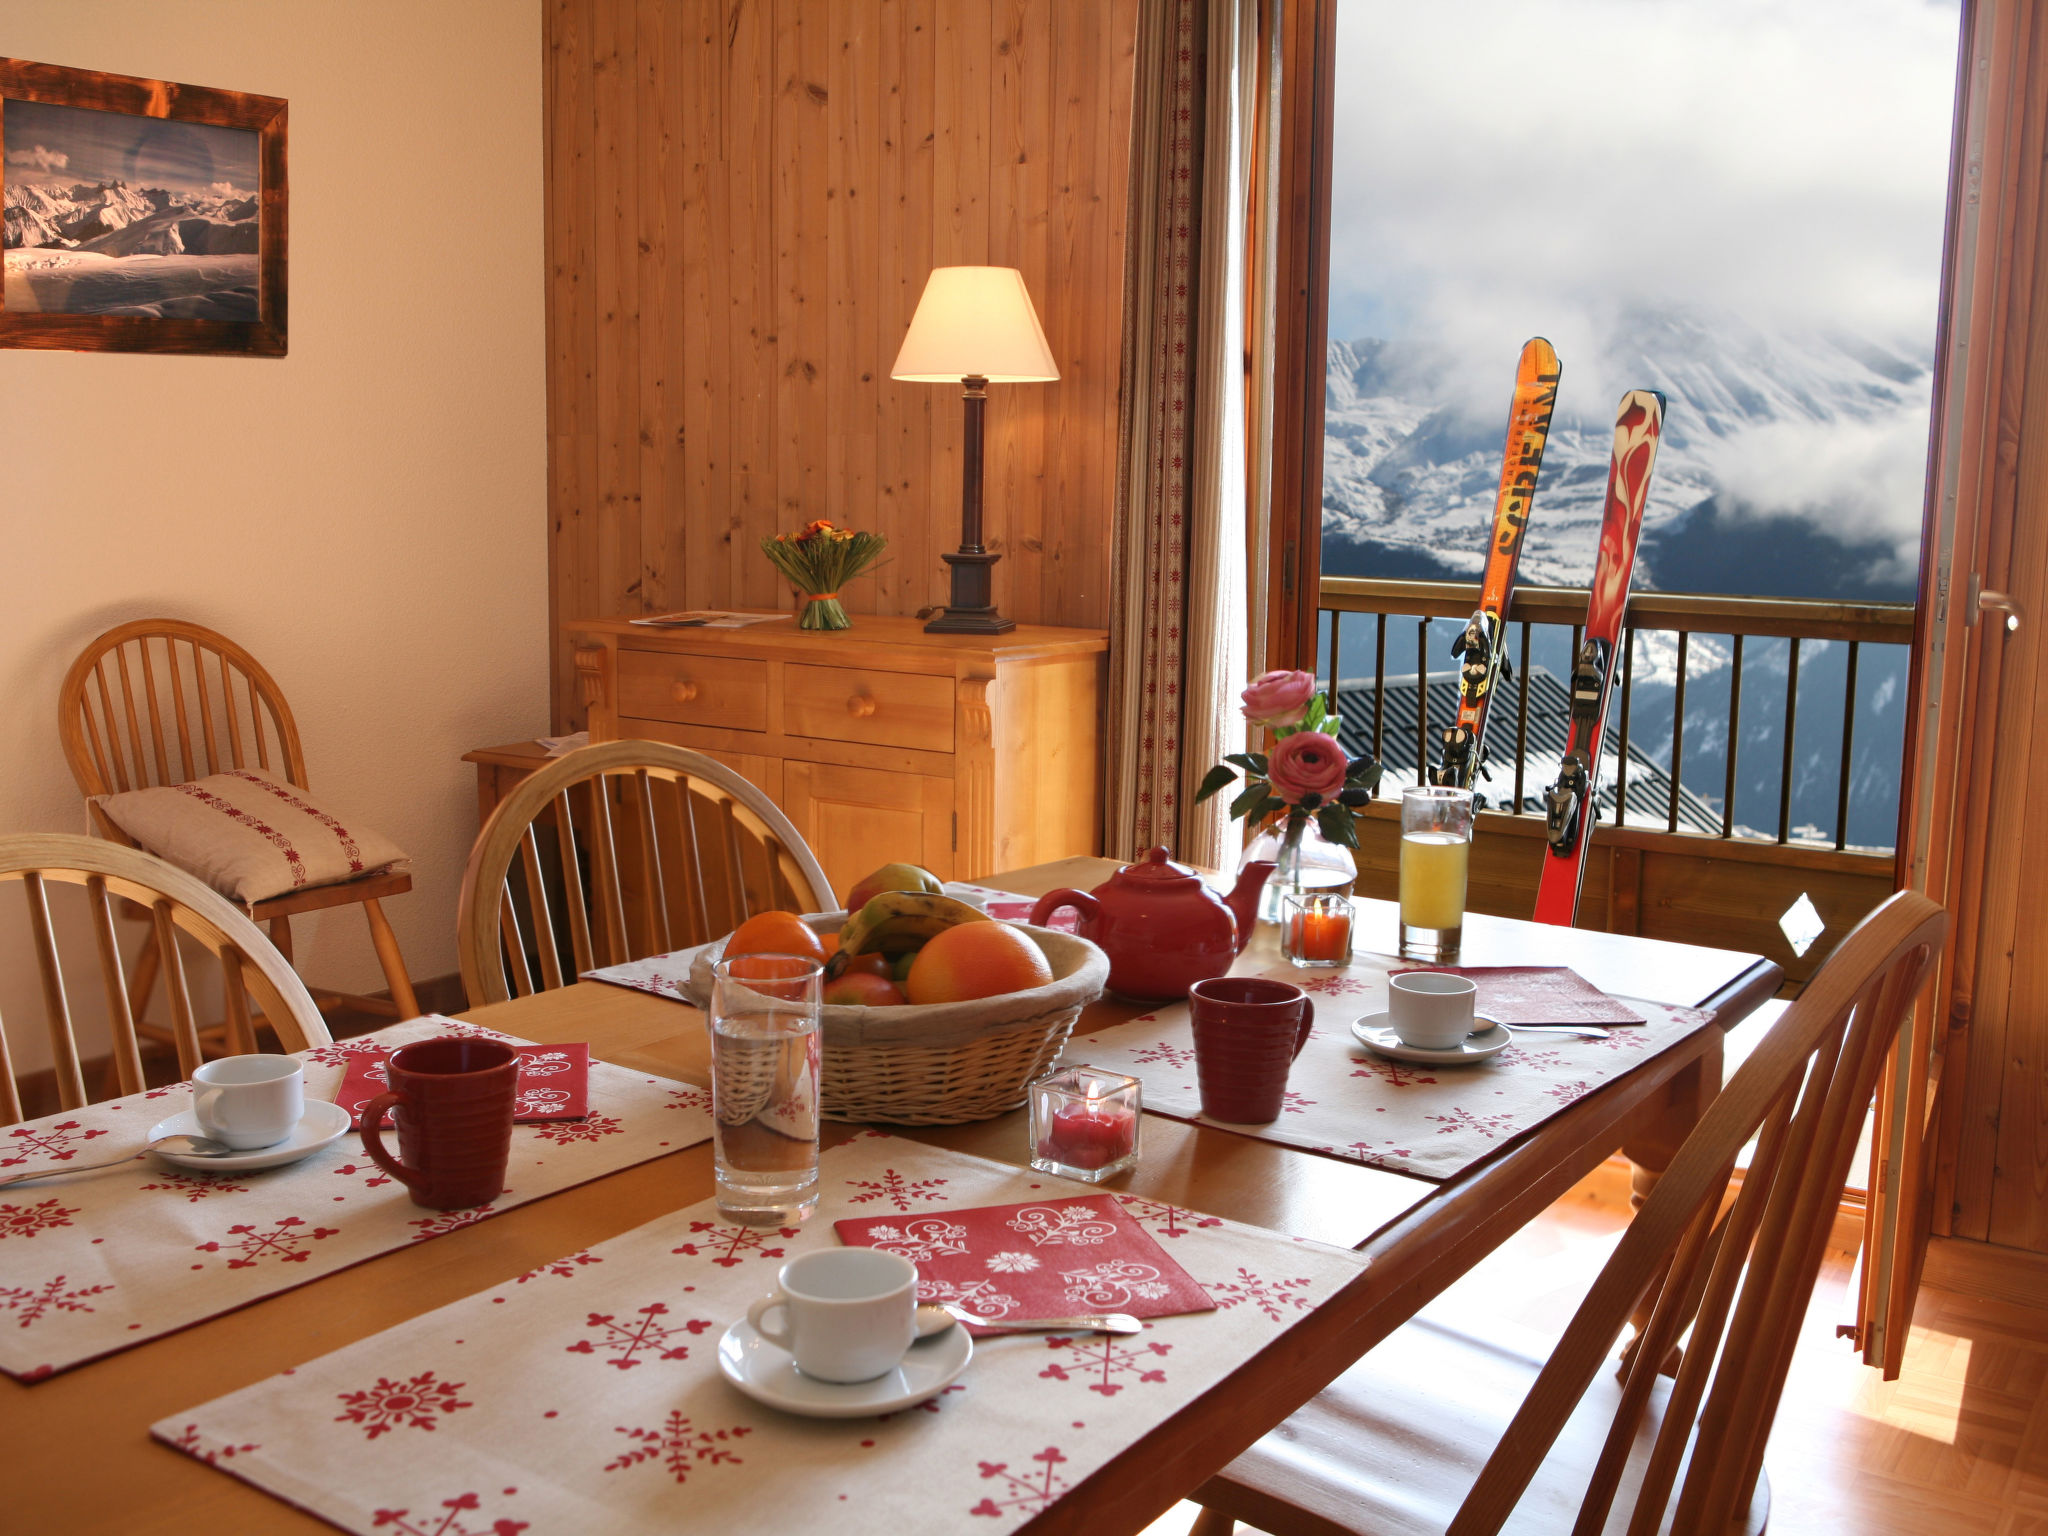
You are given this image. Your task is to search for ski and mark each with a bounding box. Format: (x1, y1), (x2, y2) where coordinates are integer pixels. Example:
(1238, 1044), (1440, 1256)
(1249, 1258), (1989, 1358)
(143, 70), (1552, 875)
(1532, 389), (1668, 927)
(1429, 337), (1563, 796)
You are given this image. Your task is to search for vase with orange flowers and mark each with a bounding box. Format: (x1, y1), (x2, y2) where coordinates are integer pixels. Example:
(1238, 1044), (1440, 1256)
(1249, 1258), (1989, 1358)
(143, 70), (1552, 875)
(760, 520), (889, 630)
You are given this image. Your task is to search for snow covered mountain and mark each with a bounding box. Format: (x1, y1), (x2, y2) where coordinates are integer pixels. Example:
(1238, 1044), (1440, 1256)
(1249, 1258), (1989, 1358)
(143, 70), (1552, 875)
(3, 179), (257, 258)
(1321, 311), (1932, 601)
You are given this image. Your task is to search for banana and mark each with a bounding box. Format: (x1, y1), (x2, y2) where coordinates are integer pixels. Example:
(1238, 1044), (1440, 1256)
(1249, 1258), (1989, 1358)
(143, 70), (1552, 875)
(835, 890), (990, 960)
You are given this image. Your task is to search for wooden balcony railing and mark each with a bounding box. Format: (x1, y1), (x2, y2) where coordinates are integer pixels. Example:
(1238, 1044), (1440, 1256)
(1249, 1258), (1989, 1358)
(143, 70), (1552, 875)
(1316, 576), (1916, 987)
(1318, 576), (1917, 853)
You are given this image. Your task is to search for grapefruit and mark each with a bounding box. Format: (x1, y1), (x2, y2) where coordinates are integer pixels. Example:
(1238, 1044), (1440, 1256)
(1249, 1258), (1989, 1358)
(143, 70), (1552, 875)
(822, 971), (908, 1007)
(725, 910), (826, 963)
(904, 922), (1053, 1005)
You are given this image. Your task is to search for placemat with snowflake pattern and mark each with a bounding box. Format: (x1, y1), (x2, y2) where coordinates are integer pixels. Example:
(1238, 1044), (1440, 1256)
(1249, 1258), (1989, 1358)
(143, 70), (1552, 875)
(1063, 957), (1712, 1181)
(0, 1017), (713, 1380)
(154, 1132), (1368, 1536)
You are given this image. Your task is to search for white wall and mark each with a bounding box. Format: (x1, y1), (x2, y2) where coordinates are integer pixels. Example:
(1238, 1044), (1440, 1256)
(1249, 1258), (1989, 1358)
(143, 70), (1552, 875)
(0, 2), (548, 1071)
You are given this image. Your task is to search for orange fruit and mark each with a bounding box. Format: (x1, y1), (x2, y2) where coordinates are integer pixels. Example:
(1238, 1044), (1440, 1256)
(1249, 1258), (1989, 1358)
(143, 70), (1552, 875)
(904, 922), (1052, 1005)
(819, 931), (841, 957)
(725, 910), (825, 962)
(822, 971), (907, 1007)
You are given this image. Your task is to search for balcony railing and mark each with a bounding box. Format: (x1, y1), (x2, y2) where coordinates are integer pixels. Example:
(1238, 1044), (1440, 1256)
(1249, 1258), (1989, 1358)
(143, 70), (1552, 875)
(1318, 577), (1917, 855)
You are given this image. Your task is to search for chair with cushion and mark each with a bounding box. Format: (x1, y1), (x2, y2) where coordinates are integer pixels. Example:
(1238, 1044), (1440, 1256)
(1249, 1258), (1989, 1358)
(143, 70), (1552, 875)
(58, 619), (418, 1053)
(0, 833), (329, 1125)
(458, 738), (833, 1005)
(1190, 887), (1946, 1536)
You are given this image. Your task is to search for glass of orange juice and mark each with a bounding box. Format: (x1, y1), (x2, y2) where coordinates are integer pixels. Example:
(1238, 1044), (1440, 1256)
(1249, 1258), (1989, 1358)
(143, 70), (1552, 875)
(1399, 786), (1473, 961)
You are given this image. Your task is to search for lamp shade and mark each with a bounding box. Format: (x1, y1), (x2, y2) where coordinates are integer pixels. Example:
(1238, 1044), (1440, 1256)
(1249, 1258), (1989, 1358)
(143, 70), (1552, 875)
(890, 266), (1059, 383)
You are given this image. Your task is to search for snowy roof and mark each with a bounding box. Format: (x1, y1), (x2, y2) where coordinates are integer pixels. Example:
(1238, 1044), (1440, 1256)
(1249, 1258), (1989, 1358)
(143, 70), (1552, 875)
(1325, 665), (1723, 836)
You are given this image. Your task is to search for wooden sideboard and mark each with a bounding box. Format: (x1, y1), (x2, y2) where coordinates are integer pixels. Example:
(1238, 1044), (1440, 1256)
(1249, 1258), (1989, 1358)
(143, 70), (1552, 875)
(560, 615), (1108, 898)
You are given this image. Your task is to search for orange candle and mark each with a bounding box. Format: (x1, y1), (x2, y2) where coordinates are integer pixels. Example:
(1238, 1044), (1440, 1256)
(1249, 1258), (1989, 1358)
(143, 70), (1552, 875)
(1284, 893), (1354, 966)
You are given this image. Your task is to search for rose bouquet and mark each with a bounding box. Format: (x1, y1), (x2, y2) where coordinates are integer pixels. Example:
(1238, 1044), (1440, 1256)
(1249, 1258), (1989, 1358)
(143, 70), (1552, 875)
(1194, 670), (1381, 867)
(759, 519), (889, 630)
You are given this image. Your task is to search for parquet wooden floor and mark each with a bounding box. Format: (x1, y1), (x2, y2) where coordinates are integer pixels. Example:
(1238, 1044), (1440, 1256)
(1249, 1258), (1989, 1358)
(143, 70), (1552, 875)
(1148, 1165), (2048, 1535)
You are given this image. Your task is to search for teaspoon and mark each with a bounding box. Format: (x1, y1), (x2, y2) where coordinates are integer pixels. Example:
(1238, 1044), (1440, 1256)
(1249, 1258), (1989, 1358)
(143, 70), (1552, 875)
(0, 1133), (235, 1188)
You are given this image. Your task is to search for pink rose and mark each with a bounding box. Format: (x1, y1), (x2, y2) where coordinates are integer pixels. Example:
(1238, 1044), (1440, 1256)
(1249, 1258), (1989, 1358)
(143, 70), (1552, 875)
(1266, 730), (1348, 804)
(1241, 670), (1318, 728)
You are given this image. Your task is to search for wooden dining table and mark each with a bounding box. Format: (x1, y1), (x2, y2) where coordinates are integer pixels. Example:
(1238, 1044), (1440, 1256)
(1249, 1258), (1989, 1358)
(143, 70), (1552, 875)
(7, 856), (1780, 1535)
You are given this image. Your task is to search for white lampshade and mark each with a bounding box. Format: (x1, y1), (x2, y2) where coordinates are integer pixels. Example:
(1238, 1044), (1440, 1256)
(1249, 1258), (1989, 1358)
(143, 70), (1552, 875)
(891, 266), (1059, 383)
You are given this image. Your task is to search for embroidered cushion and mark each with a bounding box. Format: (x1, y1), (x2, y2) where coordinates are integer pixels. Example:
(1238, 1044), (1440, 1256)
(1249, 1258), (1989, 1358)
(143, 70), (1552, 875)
(94, 766), (410, 906)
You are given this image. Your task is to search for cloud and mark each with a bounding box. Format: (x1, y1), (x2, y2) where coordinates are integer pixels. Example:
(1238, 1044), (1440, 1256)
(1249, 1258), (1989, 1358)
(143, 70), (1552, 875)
(5, 144), (68, 174)
(208, 180), (249, 198)
(1327, 0), (1960, 352)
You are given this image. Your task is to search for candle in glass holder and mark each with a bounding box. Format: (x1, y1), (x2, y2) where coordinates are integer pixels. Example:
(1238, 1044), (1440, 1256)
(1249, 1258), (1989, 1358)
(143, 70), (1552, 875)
(1283, 891), (1354, 967)
(1029, 1066), (1141, 1182)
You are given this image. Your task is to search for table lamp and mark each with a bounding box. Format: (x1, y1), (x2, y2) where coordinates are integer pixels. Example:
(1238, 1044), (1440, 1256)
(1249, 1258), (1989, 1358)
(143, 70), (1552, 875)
(891, 266), (1059, 634)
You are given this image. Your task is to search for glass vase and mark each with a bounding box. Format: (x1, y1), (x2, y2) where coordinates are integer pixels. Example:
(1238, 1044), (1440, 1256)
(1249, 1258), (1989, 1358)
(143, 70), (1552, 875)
(1245, 814), (1358, 924)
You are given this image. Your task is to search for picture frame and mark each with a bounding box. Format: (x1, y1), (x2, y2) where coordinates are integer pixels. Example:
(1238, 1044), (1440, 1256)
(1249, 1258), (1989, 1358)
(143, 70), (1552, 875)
(0, 57), (286, 357)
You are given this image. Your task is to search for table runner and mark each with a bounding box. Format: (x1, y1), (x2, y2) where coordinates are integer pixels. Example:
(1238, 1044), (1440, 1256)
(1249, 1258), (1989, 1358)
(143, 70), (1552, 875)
(1066, 957), (1713, 1181)
(156, 1133), (1369, 1535)
(0, 1017), (714, 1381)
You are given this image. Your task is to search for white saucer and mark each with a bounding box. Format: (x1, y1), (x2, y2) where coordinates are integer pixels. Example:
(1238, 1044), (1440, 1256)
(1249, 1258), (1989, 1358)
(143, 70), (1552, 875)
(718, 1317), (973, 1418)
(146, 1099), (352, 1171)
(1350, 1013), (1513, 1064)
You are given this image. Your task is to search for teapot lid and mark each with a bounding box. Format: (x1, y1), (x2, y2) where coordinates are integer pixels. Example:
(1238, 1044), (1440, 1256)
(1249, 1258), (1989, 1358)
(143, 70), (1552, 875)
(1115, 846), (1202, 888)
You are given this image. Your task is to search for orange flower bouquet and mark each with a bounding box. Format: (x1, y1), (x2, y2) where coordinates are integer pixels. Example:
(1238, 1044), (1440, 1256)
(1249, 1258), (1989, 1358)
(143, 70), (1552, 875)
(760, 519), (888, 630)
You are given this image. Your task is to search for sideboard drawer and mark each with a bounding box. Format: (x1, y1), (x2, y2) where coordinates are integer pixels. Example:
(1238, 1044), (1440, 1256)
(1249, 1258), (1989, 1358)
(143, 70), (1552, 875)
(783, 664), (954, 753)
(617, 649), (769, 732)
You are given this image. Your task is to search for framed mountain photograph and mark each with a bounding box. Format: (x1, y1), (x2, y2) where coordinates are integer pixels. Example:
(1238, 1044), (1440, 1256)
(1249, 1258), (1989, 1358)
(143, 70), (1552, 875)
(0, 57), (286, 356)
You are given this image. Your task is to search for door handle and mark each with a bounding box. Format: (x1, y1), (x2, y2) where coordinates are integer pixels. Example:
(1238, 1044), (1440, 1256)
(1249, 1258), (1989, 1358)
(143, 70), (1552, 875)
(847, 694), (878, 718)
(672, 680), (701, 703)
(1968, 574), (2022, 632)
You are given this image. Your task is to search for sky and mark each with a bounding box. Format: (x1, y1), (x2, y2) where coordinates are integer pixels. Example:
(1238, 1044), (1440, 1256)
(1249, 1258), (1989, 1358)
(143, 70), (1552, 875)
(1326, 0), (1961, 555)
(3, 98), (257, 199)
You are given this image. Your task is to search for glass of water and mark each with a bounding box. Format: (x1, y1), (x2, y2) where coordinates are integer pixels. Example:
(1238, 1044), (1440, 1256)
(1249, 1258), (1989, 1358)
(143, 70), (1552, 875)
(709, 953), (824, 1224)
(1399, 786), (1473, 961)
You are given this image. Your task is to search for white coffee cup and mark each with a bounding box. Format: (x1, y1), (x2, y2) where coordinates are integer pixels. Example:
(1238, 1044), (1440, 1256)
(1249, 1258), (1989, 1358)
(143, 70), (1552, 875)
(747, 1248), (918, 1383)
(1388, 971), (1478, 1050)
(191, 1054), (305, 1149)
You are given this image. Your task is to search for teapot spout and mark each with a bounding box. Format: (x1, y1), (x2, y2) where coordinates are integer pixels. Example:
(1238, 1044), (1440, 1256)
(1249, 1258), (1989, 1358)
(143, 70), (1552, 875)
(1226, 861), (1276, 954)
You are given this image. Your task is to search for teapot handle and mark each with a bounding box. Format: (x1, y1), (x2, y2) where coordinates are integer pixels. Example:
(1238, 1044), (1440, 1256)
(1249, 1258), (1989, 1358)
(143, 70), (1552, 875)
(1029, 888), (1101, 930)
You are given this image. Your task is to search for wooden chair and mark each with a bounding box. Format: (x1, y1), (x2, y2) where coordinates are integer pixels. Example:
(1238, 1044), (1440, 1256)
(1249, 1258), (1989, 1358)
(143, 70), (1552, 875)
(457, 738), (834, 1006)
(58, 619), (419, 1048)
(0, 834), (329, 1126)
(1191, 888), (1946, 1536)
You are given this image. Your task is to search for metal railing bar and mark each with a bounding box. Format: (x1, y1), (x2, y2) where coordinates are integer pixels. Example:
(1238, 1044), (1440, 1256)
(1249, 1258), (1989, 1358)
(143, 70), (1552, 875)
(1837, 641), (1859, 852)
(1668, 630), (1689, 834)
(1513, 620), (1531, 815)
(1615, 626), (1631, 826)
(1415, 617), (1429, 779)
(1372, 614), (1388, 763)
(1723, 634), (1743, 839)
(1327, 611), (1343, 720)
(1319, 575), (1915, 645)
(1778, 638), (1800, 844)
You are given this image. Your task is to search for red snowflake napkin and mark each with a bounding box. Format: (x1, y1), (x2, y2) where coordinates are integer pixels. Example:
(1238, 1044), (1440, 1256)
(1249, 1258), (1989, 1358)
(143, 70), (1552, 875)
(336, 1043), (592, 1127)
(1389, 965), (1648, 1025)
(835, 1193), (1213, 1336)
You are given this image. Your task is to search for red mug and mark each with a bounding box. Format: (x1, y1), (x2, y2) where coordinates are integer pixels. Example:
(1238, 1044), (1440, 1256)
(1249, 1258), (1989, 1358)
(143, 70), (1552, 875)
(360, 1038), (518, 1210)
(1187, 977), (1316, 1123)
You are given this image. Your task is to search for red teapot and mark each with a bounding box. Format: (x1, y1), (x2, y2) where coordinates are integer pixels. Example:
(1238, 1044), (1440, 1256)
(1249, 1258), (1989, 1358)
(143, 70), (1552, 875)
(1029, 847), (1275, 1002)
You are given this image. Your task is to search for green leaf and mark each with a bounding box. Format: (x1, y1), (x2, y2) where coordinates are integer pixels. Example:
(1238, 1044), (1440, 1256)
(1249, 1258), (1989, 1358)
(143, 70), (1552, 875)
(1301, 694), (1329, 732)
(1317, 803), (1362, 850)
(1194, 762), (1239, 804)
(1323, 714), (1343, 739)
(1224, 753), (1266, 774)
(1247, 794), (1287, 825)
(1229, 778), (1272, 819)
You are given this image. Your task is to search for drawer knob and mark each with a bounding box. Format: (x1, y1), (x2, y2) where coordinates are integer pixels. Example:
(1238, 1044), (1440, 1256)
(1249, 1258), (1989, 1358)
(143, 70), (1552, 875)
(847, 693), (878, 719)
(672, 680), (701, 704)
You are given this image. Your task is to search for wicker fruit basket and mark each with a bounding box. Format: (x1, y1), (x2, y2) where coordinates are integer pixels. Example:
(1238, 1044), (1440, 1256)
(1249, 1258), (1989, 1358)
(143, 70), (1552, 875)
(677, 914), (1110, 1126)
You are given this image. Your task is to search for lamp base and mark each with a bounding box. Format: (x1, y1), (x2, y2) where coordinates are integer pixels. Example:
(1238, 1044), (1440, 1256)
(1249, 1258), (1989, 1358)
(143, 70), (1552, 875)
(925, 549), (1016, 633)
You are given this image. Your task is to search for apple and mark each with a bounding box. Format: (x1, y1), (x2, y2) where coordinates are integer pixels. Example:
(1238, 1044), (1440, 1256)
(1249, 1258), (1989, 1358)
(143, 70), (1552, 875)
(844, 861), (945, 913)
(821, 971), (908, 1007)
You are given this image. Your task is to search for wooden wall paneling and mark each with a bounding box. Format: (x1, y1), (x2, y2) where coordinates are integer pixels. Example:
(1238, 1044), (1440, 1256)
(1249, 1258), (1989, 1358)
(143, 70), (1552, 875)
(728, 0), (778, 610)
(876, 0), (937, 616)
(545, 0), (1135, 722)
(593, 0), (640, 625)
(636, 0), (678, 614)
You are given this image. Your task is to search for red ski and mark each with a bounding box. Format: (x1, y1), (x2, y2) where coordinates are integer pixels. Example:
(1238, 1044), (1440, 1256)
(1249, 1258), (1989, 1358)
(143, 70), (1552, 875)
(1532, 389), (1667, 926)
(1430, 337), (1562, 793)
